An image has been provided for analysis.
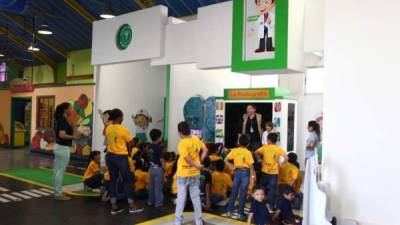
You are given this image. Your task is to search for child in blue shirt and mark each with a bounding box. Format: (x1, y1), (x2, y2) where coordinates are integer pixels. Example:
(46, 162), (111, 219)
(273, 185), (302, 225)
(247, 185), (272, 225)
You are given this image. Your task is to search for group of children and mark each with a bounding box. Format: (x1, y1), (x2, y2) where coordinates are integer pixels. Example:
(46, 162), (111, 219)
(81, 109), (303, 224)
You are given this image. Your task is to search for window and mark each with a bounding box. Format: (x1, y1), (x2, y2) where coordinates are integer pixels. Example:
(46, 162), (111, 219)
(0, 63), (7, 82)
(305, 68), (324, 94)
(250, 74), (279, 88)
(37, 96), (55, 129)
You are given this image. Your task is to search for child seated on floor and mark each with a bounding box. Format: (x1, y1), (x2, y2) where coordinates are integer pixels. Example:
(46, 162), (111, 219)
(83, 151), (103, 191)
(278, 153), (300, 188)
(134, 159), (149, 199)
(200, 157), (212, 209)
(211, 159), (232, 206)
(273, 185), (302, 225)
(247, 185), (272, 225)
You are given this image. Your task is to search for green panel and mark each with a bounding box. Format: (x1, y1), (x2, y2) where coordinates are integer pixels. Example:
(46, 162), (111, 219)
(0, 168), (82, 186)
(55, 62), (67, 83)
(67, 49), (94, 77)
(23, 65), (54, 84)
(163, 65), (170, 142)
(231, 0), (289, 73)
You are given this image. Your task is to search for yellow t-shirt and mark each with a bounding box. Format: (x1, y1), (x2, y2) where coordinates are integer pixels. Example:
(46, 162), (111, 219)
(278, 162), (299, 185)
(211, 171), (232, 198)
(256, 144), (286, 175)
(83, 161), (100, 181)
(104, 170), (110, 181)
(134, 169), (149, 192)
(130, 147), (139, 158)
(171, 174), (177, 194)
(209, 154), (222, 162)
(225, 147), (254, 169)
(294, 173), (303, 193)
(176, 135), (205, 177)
(164, 161), (174, 177)
(105, 124), (133, 155)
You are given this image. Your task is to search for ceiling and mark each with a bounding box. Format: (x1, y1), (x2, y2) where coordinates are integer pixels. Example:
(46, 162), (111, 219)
(0, 0), (230, 68)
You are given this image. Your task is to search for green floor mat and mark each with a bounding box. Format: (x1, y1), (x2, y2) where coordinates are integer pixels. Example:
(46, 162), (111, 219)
(0, 167), (82, 186)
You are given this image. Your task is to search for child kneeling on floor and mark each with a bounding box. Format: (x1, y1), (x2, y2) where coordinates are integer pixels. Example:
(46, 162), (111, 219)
(247, 185), (272, 225)
(273, 185), (302, 225)
(83, 151), (103, 190)
(211, 159), (232, 206)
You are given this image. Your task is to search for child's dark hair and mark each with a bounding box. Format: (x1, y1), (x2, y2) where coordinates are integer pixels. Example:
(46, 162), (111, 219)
(308, 120), (321, 141)
(54, 102), (71, 121)
(267, 132), (278, 144)
(203, 157), (211, 168)
(280, 184), (296, 195)
(109, 108), (123, 122)
(215, 159), (225, 172)
(252, 185), (265, 193)
(238, 134), (250, 147)
(150, 129), (162, 142)
(103, 110), (112, 116)
(207, 143), (217, 155)
(288, 152), (300, 168)
(171, 158), (178, 175)
(266, 121), (274, 128)
(89, 151), (101, 162)
(132, 137), (140, 147)
(178, 121), (190, 136)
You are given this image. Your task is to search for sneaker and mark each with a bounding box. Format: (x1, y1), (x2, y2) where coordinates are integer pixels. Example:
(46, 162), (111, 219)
(129, 207), (144, 214)
(147, 200), (153, 206)
(225, 212), (232, 218)
(237, 214), (246, 221)
(110, 208), (124, 215)
(54, 195), (71, 201)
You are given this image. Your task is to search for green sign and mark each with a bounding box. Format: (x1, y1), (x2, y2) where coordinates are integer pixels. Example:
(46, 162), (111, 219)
(116, 24), (132, 50)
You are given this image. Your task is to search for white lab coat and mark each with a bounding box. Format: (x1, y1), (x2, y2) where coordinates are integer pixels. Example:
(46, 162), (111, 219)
(256, 11), (275, 42)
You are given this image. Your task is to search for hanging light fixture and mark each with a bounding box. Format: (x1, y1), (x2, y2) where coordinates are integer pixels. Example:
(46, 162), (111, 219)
(100, 1), (115, 19)
(37, 20), (53, 35)
(0, 53), (4, 57)
(27, 42), (40, 52)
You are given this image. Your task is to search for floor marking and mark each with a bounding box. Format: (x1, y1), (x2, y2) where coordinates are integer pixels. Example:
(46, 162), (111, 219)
(0, 187), (9, 192)
(11, 192), (32, 199)
(21, 190), (41, 198)
(31, 189), (51, 196)
(1, 193), (22, 201)
(39, 188), (53, 194)
(0, 196), (10, 203)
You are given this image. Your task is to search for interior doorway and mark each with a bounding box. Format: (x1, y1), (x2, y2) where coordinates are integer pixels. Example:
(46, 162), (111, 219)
(11, 97), (32, 147)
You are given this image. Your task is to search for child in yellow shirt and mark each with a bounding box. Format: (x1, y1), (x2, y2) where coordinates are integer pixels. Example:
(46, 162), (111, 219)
(225, 134), (255, 219)
(256, 133), (288, 208)
(211, 159), (232, 206)
(134, 160), (149, 199)
(278, 152), (300, 187)
(83, 151), (103, 190)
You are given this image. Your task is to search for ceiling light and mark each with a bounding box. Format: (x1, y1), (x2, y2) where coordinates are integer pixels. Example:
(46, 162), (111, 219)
(27, 44), (40, 52)
(0, 53), (4, 57)
(100, 3), (115, 19)
(38, 21), (53, 35)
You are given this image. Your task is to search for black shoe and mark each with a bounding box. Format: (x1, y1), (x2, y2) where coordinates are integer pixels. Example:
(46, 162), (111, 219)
(110, 208), (124, 215)
(255, 48), (266, 53)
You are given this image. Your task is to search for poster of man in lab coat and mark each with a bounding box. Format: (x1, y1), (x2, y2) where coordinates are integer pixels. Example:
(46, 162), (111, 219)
(245, 0), (276, 61)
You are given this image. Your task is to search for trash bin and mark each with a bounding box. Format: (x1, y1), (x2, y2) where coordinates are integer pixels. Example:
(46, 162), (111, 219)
(14, 121), (26, 147)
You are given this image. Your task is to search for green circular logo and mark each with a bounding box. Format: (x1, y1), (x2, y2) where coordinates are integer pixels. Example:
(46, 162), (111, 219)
(116, 24), (132, 50)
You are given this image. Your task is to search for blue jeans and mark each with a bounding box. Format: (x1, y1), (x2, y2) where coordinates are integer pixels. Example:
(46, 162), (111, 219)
(53, 144), (71, 196)
(260, 173), (278, 206)
(106, 153), (134, 204)
(83, 174), (103, 189)
(227, 168), (250, 216)
(175, 176), (203, 225)
(149, 167), (164, 207)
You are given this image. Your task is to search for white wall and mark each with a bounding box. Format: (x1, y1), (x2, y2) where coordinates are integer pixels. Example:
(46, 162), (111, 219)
(168, 64), (251, 150)
(93, 60), (166, 152)
(323, 1), (400, 224)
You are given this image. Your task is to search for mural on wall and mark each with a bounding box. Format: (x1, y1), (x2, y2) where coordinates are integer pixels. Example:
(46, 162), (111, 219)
(183, 96), (216, 143)
(0, 122), (9, 145)
(132, 109), (152, 143)
(31, 93), (94, 157)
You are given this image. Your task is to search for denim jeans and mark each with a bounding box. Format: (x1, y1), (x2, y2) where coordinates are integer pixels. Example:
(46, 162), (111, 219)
(84, 174), (103, 189)
(210, 193), (225, 204)
(106, 153), (134, 204)
(53, 144), (71, 196)
(260, 173), (278, 206)
(149, 167), (164, 207)
(227, 168), (250, 216)
(175, 176), (203, 225)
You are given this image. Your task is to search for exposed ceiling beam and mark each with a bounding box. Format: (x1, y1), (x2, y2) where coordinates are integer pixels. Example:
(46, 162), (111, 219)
(64, 0), (96, 23)
(0, 12), (68, 58)
(133, 0), (155, 9)
(0, 26), (57, 75)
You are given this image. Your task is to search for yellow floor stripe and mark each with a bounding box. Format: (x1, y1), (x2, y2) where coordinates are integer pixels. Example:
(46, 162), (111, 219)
(0, 173), (97, 197)
(136, 212), (247, 225)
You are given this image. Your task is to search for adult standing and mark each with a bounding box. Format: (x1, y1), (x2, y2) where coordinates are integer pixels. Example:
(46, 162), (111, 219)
(305, 121), (321, 160)
(105, 108), (143, 215)
(241, 104), (263, 151)
(53, 102), (79, 201)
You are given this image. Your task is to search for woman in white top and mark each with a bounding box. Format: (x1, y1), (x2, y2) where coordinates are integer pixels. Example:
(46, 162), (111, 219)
(261, 121), (274, 145)
(305, 121), (321, 159)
